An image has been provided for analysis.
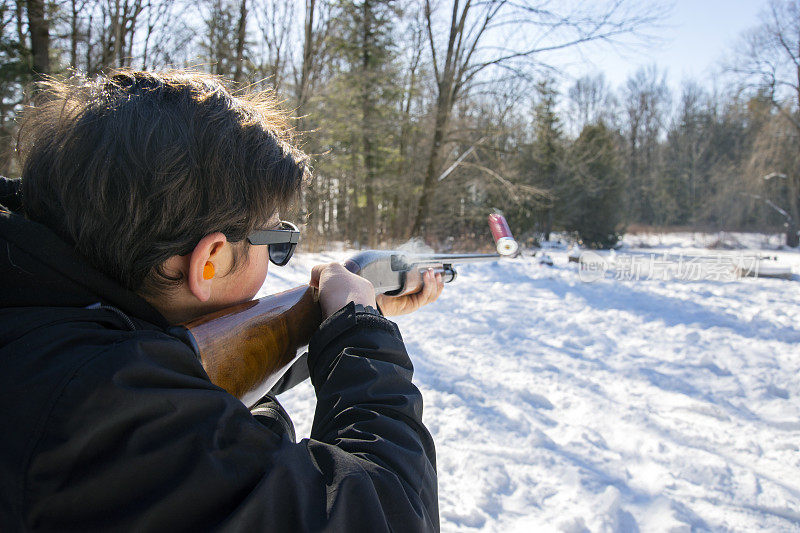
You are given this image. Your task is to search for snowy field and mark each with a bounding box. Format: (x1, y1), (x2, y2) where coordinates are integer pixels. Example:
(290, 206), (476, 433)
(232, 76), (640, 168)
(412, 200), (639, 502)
(258, 232), (800, 532)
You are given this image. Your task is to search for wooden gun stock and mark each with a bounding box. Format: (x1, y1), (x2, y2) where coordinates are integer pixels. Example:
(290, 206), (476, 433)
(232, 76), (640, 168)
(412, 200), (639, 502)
(182, 285), (322, 407)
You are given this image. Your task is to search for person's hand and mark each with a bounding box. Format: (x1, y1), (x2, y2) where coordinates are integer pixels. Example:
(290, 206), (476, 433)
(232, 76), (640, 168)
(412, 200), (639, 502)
(376, 268), (444, 317)
(310, 263), (377, 318)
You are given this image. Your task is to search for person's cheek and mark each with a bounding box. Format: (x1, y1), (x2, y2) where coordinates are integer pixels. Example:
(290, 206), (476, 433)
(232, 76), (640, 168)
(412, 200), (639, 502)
(245, 249), (269, 297)
(232, 248), (269, 302)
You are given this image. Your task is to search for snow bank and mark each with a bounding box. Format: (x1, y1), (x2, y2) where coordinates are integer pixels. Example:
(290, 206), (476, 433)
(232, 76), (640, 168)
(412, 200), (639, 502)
(260, 236), (800, 532)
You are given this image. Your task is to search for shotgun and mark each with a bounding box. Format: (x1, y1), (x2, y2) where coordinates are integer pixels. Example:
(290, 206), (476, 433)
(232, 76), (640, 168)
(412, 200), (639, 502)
(179, 250), (501, 406)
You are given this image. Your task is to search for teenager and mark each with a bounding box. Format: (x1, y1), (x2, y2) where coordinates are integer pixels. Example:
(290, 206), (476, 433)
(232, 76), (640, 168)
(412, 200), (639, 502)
(0, 69), (440, 531)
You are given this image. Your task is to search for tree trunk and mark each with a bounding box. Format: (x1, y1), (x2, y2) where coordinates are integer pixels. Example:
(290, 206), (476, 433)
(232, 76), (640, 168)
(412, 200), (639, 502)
(787, 221), (799, 248)
(544, 209), (553, 242)
(86, 13), (93, 72)
(70, 0), (79, 68)
(360, 0), (377, 247)
(26, 0), (50, 76)
(16, 0), (25, 48)
(348, 144), (360, 245)
(296, 0), (316, 117)
(336, 174), (347, 240)
(411, 0), (463, 237)
(233, 0), (247, 82)
(788, 173), (800, 247)
(113, 0), (124, 66)
(411, 97), (449, 237)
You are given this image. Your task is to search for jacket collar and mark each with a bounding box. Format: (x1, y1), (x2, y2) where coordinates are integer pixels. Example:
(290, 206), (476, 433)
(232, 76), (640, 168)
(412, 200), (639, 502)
(0, 206), (170, 330)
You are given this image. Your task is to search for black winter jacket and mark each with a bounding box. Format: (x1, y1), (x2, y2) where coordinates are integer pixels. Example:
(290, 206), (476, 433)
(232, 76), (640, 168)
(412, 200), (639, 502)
(0, 179), (438, 531)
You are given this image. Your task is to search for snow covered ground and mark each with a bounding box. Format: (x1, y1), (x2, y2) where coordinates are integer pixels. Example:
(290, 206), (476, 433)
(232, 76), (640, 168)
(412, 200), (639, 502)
(257, 233), (800, 532)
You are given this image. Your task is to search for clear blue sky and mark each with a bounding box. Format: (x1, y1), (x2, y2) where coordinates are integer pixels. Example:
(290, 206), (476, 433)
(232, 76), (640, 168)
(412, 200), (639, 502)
(561, 0), (767, 91)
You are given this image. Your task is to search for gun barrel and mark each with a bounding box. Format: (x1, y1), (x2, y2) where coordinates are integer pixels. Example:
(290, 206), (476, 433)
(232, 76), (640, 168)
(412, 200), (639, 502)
(411, 253), (501, 264)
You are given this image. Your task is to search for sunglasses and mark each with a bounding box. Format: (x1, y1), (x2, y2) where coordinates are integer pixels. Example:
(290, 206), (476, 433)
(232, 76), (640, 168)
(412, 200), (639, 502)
(246, 221), (300, 266)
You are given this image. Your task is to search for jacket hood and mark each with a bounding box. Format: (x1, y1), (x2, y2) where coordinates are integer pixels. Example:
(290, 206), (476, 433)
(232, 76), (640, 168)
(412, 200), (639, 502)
(0, 179), (169, 331)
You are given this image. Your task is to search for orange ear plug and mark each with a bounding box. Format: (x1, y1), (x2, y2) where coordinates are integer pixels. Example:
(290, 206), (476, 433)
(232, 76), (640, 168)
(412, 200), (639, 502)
(203, 262), (215, 280)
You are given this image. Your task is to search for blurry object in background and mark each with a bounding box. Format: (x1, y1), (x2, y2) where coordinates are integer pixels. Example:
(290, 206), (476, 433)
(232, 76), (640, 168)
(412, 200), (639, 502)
(535, 251), (554, 266)
(707, 233), (745, 250)
(735, 256), (794, 280)
(568, 244), (581, 263)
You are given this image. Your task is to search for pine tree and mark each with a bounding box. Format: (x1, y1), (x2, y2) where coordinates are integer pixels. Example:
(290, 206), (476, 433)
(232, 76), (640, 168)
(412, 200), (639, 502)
(314, 0), (401, 246)
(564, 122), (625, 248)
(518, 78), (564, 240)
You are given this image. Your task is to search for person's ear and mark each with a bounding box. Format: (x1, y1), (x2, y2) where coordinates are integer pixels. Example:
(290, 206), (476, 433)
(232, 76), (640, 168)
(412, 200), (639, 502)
(187, 232), (228, 302)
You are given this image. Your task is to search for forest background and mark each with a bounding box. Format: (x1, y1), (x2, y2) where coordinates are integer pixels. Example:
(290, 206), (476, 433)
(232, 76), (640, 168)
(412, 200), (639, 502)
(2, 0), (800, 249)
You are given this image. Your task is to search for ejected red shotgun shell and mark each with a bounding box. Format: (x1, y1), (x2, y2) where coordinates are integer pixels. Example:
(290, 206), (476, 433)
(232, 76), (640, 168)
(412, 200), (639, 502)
(488, 213), (519, 256)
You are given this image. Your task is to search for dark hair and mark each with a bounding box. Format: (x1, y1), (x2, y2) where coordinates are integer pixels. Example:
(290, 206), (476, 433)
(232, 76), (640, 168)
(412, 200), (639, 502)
(17, 69), (308, 295)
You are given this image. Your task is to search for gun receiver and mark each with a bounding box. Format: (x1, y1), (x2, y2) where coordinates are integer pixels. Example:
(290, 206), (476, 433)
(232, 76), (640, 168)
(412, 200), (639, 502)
(181, 250), (501, 406)
(343, 250), (499, 295)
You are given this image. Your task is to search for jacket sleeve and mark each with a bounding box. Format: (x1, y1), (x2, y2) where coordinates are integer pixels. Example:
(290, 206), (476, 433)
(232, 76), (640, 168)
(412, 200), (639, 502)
(305, 303), (439, 531)
(23, 304), (438, 532)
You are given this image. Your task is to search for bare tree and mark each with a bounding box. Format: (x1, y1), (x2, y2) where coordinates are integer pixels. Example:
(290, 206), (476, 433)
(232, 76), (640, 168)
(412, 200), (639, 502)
(730, 0), (800, 245)
(294, 0), (332, 115)
(410, 0), (665, 236)
(232, 0), (248, 81)
(102, 0), (145, 68)
(139, 0), (187, 69)
(67, 0), (89, 68)
(291, 0), (333, 244)
(253, 0), (293, 90)
(620, 65), (670, 224)
(567, 73), (614, 134)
